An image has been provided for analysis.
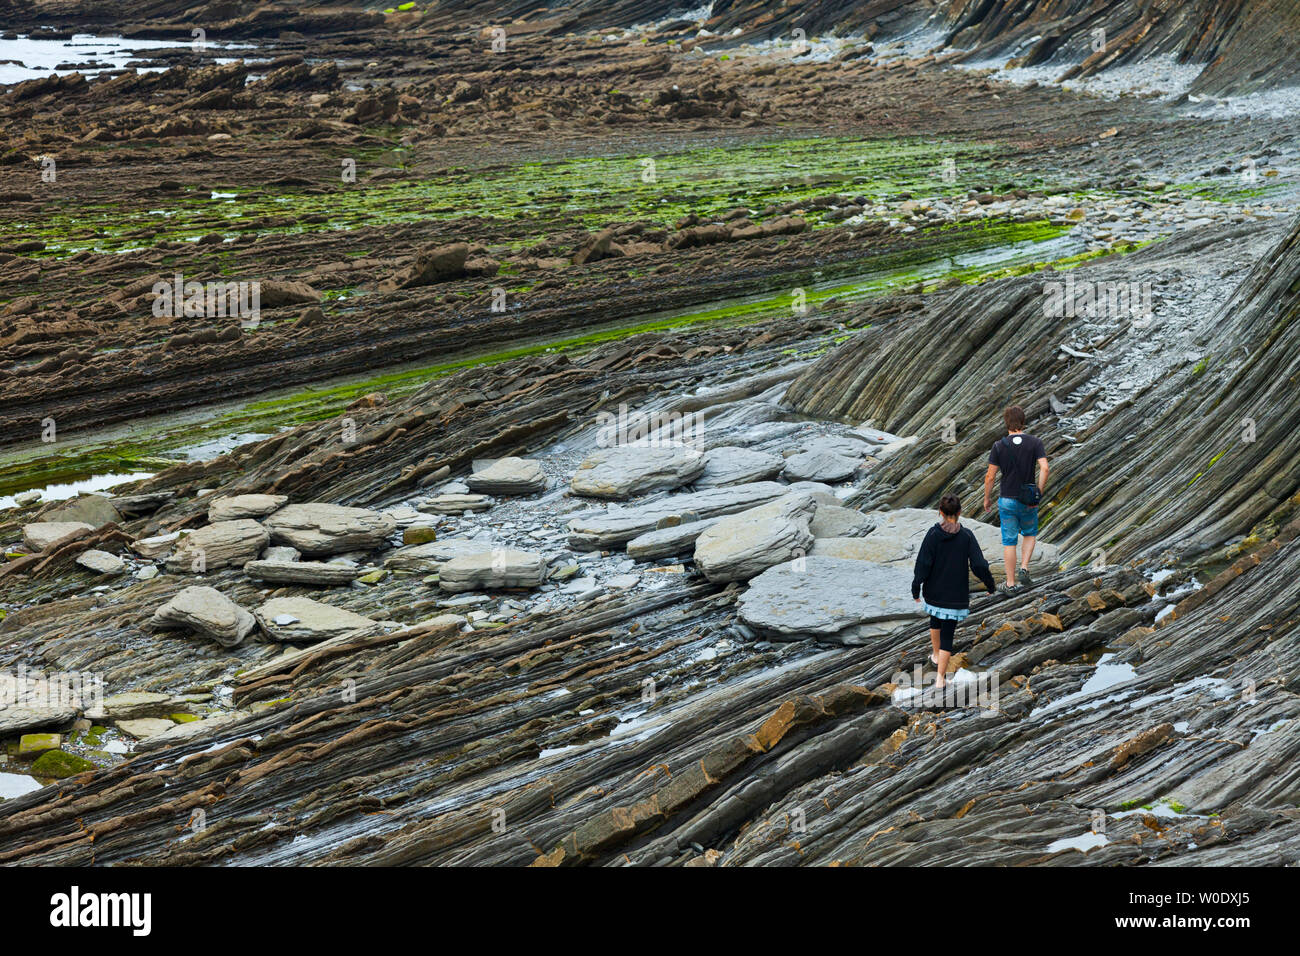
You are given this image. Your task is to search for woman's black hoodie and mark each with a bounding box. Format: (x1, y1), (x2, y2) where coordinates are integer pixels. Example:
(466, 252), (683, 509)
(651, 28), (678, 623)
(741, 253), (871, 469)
(911, 522), (997, 609)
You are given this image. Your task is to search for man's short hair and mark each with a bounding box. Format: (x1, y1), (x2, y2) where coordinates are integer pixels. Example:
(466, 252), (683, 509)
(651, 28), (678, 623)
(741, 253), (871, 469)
(1004, 405), (1026, 431)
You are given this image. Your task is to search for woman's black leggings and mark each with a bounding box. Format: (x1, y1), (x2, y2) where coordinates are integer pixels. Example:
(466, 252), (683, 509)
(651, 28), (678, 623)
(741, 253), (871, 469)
(928, 616), (958, 653)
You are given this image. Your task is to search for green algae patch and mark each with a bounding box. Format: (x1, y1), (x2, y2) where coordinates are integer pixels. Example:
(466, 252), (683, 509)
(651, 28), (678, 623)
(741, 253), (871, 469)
(30, 749), (96, 779)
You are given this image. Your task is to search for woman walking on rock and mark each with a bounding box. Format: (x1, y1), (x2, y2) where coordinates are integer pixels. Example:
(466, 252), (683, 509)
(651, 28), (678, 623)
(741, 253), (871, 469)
(911, 493), (997, 689)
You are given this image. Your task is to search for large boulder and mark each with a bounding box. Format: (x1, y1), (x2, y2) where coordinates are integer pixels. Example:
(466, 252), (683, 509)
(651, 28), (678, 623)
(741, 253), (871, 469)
(438, 549), (547, 592)
(695, 446), (785, 488)
(166, 519), (269, 572)
(254, 597), (383, 643)
(21, 521), (93, 551)
(738, 556), (921, 643)
(40, 494), (122, 528)
(567, 481), (789, 551)
(693, 493), (816, 583)
(262, 503), (396, 555)
(571, 444), (706, 500)
(209, 493), (288, 521)
(149, 586), (257, 647)
(466, 457), (547, 496)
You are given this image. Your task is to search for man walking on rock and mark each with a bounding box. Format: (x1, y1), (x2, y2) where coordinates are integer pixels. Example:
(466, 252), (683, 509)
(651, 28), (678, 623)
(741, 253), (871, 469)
(983, 405), (1048, 591)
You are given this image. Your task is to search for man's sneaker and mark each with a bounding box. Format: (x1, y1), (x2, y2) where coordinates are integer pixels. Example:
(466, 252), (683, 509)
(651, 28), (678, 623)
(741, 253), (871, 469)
(1018, 568), (1034, 587)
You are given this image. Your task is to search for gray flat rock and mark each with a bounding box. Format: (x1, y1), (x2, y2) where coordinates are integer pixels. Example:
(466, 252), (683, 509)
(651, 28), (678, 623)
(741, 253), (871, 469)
(694, 492), (816, 583)
(738, 556), (921, 642)
(263, 503), (396, 555)
(244, 560), (360, 586)
(254, 597), (383, 643)
(627, 517), (722, 561)
(695, 446), (785, 488)
(149, 586), (258, 647)
(384, 537), (497, 571)
(166, 519), (269, 572)
(571, 444), (706, 500)
(466, 457), (547, 495)
(22, 521), (93, 552)
(208, 493), (289, 521)
(439, 549), (547, 591)
(567, 481), (789, 551)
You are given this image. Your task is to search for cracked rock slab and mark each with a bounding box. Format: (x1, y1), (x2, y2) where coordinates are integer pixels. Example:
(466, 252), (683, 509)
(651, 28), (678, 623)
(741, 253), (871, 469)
(571, 444), (706, 500)
(738, 555), (921, 642)
(694, 492), (816, 583)
(262, 503), (396, 555)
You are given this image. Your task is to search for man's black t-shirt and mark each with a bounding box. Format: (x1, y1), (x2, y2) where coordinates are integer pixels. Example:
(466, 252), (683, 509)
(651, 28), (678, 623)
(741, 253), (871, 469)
(988, 432), (1046, 500)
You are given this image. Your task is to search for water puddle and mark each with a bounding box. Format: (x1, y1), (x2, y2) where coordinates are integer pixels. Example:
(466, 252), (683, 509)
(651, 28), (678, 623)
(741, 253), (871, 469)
(0, 34), (257, 85)
(0, 771), (43, 799)
(1032, 653), (1138, 717)
(1045, 830), (1109, 854)
(0, 471), (152, 511)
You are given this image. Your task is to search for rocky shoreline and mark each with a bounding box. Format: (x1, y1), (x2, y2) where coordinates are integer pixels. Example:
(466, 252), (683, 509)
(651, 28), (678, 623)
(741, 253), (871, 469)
(2, 1), (1300, 867)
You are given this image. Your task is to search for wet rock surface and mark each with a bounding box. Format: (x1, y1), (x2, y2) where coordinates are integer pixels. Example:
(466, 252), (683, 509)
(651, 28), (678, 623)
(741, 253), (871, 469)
(2, 0), (1300, 869)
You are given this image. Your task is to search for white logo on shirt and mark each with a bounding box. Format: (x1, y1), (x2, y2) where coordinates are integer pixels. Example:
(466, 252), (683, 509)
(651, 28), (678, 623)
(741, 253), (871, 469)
(1012, 436), (1022, 444)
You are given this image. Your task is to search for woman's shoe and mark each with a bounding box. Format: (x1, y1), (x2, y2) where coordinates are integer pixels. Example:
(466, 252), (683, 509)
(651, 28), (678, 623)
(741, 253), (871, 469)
(1018, 568), (1034, 587)
(998, 582), (1021, 594)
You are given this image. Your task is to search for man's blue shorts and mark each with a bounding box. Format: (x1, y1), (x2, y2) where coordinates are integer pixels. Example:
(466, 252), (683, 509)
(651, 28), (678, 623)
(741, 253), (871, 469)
(997, 497), (1038, 546)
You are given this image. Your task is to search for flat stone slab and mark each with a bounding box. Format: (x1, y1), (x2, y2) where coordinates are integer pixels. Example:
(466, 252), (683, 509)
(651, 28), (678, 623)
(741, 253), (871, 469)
(208, 493), (289, 521)
(571, 444), (705, 500)
(22, 521), (93, 552)
(89, 691), (172, 721)
(115, 717), (177, 740)
(150, 586), (258, 647)
(782, 448), (860, 483)
(417, 494), (494, 514)
(134, 711), (253, 752)
(166, 519), (269, 572)
(384, 537), (497, 571)
(627, 517), (722, 561)
(75, 549), (126, 575)
(263, 503), (397, 555)
(810, 504), (875, 538)
(132, 531), (181, 559)
(254, 596), (383, 644)
(466, 457), (547, 495)
(0, 707), (77, 736)
(244, 560), (360, 587)
(567, 481), (789, 551)
(694, 493), (816, 583)
(695, 446), (785, 488)
(439, 549), (548, 591)
(738, 556), (921, 643)
(40, 494), (122, 528)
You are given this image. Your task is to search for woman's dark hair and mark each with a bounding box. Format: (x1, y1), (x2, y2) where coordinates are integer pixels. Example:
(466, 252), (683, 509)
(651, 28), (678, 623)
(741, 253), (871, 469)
(939, 493), (962, 517)
(1004, 405), (1027, 431)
